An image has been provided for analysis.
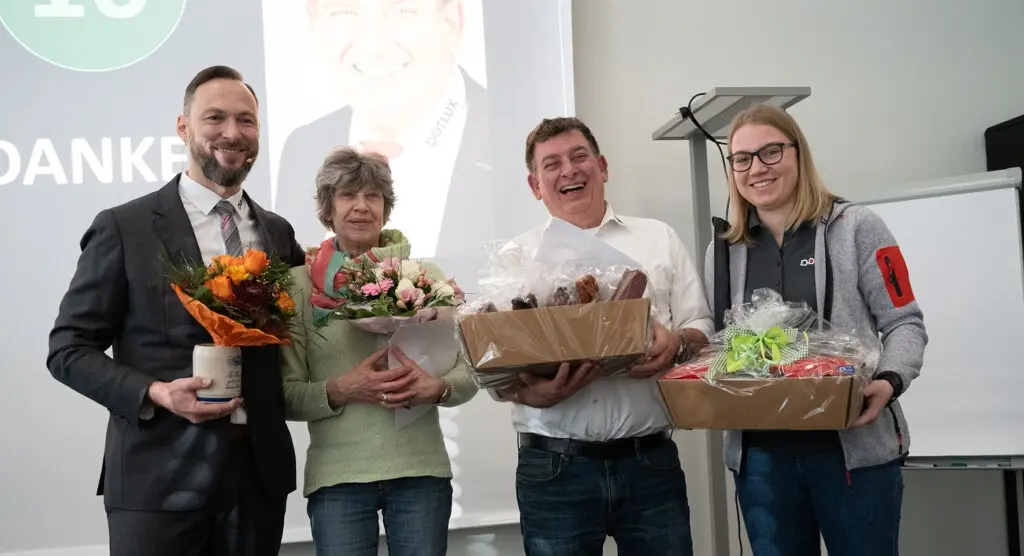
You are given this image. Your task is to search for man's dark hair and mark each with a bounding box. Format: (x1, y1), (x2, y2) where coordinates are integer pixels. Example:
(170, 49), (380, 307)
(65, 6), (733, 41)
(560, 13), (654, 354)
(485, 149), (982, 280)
(524, 117), (601, 174)
(183, 65), (258, 114)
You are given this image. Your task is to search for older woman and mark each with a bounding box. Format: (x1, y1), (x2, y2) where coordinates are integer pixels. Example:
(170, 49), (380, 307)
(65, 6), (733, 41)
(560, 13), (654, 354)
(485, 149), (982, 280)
(280, 146), (478, 556)
(704, 104), (928, 556)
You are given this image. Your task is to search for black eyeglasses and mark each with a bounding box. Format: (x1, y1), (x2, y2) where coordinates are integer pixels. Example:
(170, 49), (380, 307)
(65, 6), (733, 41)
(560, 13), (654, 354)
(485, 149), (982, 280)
(727, 142), (796, 172)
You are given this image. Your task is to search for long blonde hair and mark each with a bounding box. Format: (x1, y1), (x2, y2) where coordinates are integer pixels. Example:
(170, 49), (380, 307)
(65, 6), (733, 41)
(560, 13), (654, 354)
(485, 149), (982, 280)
(722, 104), (838, 244)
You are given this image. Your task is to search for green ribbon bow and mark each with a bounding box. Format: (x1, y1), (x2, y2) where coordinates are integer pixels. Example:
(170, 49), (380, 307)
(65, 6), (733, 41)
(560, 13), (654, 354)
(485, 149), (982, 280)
(725, 326), (792, 374)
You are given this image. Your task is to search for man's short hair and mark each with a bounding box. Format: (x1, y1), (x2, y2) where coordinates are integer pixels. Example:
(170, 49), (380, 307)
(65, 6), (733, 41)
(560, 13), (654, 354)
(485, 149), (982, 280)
(314, 147), (397, 231)
(183, 65), (259, 114)
(524, 117), (602, 173)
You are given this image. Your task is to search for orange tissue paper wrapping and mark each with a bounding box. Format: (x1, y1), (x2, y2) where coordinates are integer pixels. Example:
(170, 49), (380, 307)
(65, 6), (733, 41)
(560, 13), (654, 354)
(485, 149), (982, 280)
(165, 250), (298, 348)
(171, 283), (291, 347)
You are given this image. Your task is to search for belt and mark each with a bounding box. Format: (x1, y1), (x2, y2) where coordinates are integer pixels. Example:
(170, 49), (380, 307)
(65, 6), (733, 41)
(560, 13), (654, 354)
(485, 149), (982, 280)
(518, 431), (670, 459)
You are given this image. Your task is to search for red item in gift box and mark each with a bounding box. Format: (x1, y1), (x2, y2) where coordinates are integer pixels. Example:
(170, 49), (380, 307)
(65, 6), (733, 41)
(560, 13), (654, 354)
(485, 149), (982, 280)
(663, 363), (709, 380)
(776, 356), (856, 378)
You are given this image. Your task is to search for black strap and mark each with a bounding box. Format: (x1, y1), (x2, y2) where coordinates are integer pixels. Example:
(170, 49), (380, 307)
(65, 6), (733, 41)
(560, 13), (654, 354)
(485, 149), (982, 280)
(823, 238), (834, 322)
(711, 216), (731, 331)
(821, 199), (842, 323)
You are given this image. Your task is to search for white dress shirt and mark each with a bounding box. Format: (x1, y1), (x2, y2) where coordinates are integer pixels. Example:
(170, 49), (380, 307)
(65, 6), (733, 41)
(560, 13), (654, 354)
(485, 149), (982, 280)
(140, 172), (264, 422)
(498, 204), (714, 441)
(347, 65), (467, 257)
(178, 171), (263, 263)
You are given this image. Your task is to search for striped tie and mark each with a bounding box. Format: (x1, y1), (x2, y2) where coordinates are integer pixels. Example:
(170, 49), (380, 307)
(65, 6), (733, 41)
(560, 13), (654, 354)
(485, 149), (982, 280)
(214, 200), (244, 257)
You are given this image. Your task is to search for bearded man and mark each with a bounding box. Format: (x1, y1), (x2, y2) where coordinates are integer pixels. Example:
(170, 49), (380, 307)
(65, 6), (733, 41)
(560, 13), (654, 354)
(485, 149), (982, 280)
(46, 65), (305, 556)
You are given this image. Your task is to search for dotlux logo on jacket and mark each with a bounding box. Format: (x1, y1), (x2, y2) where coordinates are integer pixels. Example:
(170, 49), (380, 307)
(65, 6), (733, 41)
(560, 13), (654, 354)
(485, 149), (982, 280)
(800, 258), (816, 267)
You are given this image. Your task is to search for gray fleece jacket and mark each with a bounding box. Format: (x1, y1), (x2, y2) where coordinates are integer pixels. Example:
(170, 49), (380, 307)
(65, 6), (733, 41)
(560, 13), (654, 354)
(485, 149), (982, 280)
(703, 200), (928, 472)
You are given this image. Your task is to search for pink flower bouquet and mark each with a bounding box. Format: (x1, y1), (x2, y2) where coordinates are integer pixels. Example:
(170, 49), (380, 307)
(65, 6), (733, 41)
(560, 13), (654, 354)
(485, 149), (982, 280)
(309, 250), (465, 335)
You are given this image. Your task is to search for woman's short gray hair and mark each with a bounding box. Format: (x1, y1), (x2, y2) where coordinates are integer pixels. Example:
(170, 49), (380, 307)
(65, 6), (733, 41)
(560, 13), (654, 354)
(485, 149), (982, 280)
(314, 147), (397, 230)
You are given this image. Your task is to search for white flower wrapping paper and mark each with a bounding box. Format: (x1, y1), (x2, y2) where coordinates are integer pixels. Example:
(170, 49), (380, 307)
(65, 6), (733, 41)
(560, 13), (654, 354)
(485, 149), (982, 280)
(383, 318), (461, 429)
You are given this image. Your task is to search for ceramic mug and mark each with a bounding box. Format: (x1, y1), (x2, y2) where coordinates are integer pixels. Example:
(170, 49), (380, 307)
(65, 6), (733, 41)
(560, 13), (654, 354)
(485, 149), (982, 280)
(192, 344), (242, 402)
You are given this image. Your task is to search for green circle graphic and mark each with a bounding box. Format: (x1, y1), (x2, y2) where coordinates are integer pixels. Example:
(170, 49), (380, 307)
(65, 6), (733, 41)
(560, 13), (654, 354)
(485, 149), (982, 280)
(0, 0), (187, 72)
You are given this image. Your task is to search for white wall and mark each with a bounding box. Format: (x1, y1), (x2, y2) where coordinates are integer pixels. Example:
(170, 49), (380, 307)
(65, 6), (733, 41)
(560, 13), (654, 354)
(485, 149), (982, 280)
(571, 0), (1024, 554)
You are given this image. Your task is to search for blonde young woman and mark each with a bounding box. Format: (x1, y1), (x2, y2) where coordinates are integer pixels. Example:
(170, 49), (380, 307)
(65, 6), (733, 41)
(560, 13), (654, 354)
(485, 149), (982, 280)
(704, 104), (927, 556)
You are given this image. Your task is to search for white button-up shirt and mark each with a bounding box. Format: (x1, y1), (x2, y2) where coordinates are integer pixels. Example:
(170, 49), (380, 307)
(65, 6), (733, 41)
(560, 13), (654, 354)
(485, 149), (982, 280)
(138, 173), (264, 422)
(497, 204), (714, 441)
(178, 171), (262, 264)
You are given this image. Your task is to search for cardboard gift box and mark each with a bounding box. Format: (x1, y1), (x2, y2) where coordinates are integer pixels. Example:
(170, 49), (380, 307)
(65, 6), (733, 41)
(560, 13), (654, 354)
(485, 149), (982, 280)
(458, 298), (651, 378)
(658, 374), (867, 430)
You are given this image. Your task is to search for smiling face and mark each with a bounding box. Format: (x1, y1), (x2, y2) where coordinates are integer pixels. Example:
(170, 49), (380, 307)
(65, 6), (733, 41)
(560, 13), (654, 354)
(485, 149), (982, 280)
(176, 78), (259, 192)
(527, 129), (609, 229)
(332, 186), (386, 254)
(729, 123), (799, 214)
(309, 0), (461, 136)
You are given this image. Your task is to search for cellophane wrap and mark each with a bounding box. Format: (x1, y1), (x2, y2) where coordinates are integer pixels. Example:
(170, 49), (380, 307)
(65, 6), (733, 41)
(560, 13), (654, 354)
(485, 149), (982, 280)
(666, 288), (881, 383)
(455, 240), (655, 389)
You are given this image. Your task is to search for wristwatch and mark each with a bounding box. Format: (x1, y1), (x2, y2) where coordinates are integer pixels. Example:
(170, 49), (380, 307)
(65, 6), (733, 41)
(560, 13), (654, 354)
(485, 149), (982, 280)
(435, 379), (453, 405)
(673, 331), (692, 365)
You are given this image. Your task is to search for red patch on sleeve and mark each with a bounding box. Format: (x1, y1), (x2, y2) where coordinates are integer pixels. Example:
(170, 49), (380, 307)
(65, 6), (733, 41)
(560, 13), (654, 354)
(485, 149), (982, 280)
(875, 246), (915, 307)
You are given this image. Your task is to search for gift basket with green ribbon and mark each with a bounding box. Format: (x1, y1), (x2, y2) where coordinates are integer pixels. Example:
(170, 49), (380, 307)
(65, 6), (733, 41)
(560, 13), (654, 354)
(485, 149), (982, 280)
(711, 324), (810, 378)
(667, 288), (880, 382)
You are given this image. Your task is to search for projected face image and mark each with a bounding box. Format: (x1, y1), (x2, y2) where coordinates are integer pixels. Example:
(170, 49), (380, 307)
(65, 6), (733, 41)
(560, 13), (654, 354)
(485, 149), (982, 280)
(528, 130), (609, 227)
(307, 0), (462, 136)
(177, 79), (260, 188)
(270, 0), (489, 258)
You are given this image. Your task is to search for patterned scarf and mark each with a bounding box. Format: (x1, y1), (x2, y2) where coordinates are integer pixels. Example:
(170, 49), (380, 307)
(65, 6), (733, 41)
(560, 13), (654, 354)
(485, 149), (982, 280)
(307, 229), (411, 326)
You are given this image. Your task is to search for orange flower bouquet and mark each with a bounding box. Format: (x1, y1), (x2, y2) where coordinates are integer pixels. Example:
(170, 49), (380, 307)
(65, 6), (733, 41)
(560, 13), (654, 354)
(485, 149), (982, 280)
(166, 249), (298, 346)
(164, 249), (297, 418)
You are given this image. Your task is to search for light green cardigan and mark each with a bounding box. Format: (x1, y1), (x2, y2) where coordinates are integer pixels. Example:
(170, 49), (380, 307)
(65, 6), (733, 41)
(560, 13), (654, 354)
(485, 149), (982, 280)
(279, 253), (478, 497)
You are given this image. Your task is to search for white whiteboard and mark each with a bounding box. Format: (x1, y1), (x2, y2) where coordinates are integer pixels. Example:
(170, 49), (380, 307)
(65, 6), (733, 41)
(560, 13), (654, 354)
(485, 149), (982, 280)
(863, 169), (1024, 458)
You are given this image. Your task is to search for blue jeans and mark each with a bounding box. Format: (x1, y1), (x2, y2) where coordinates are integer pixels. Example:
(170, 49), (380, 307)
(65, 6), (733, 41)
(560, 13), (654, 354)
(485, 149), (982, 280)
(734, 446), (904, 556)
(307, 476), (452, 556)
(515, 437), (693, 556)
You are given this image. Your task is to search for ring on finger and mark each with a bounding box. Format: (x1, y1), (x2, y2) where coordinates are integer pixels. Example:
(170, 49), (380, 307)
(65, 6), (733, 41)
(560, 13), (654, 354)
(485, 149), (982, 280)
(382, 392), (390, 402)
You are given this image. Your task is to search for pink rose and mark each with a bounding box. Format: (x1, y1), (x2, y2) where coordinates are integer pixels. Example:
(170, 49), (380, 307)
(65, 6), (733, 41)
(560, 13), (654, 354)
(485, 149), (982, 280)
(398, 285), (425, 308)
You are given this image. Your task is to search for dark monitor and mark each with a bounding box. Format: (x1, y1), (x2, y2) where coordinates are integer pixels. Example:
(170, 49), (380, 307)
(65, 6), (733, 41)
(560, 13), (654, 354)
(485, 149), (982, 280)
(985, 113), (1024, 172)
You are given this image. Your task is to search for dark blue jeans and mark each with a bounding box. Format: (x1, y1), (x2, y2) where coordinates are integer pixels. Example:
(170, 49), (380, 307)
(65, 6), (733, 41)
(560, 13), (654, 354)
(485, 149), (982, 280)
(735, 446), (904, 556)
(515, 437), (693, 556)
(306, 476), (452, 556)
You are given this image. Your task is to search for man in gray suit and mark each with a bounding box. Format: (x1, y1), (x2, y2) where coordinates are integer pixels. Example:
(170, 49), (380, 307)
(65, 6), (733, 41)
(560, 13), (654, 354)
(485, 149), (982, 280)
(47, 65), (305, 556)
